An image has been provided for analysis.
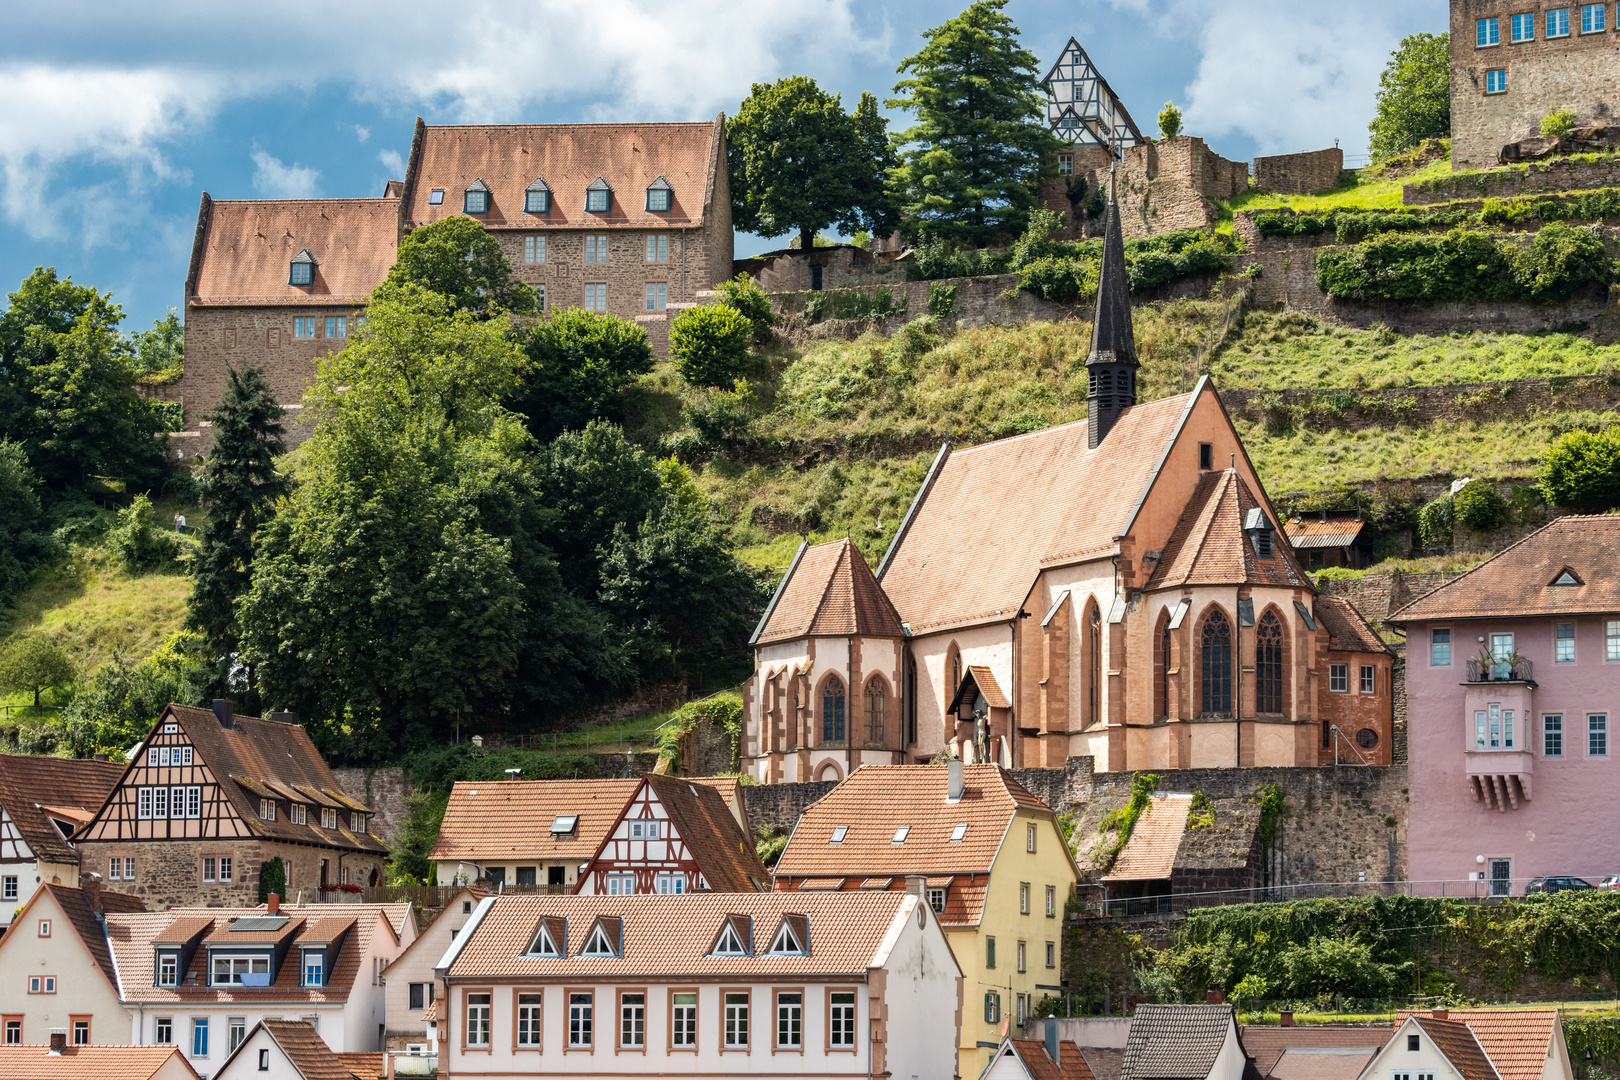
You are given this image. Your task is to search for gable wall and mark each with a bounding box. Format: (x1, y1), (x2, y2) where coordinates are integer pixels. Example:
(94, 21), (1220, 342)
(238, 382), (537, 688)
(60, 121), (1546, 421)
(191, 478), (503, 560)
(0, 892), (124, 1045)
(386, 898), (478, 1048)
(579, 782), (700, 894)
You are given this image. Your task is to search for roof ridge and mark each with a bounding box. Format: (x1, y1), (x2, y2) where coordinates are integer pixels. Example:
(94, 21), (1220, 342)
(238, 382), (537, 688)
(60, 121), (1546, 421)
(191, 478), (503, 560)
(1387, 515), (1568, 622)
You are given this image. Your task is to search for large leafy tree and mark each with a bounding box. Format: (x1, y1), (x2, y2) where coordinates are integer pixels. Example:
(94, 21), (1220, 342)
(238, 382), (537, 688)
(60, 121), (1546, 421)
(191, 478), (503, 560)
(385, 216), (539, 316)
(511, 308), (653, 440)
(0, 441), (52, 607)
(887, 0), (1060, 247)
(728, 76), (898, 253)
(1367, 32), (1451, 160)
(187, 364), (290, 662)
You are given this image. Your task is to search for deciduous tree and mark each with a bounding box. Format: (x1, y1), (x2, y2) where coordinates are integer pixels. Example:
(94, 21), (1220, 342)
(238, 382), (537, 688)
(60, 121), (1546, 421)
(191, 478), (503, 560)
(1367, 32), (1451, 160)
(385, 216), (538, 316)
(511, 308), (653, 440)
(0, 632), (76, 709)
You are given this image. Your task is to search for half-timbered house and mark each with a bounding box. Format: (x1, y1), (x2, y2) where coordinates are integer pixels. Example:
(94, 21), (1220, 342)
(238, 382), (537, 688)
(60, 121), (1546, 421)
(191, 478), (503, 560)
(76, 702), (387, 911)
(576, 774), (768, 895)
(0, 753), (124, 925)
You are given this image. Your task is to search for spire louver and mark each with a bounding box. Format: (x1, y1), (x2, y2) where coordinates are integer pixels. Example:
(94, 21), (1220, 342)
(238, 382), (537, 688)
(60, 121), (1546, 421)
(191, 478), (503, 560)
(1085, 196), (1139, 449)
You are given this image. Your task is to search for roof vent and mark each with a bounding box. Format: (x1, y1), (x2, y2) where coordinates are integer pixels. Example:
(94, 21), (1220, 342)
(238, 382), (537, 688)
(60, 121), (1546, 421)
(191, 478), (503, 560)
(947, 758), (964, 801)
(212, 699), (234, 730)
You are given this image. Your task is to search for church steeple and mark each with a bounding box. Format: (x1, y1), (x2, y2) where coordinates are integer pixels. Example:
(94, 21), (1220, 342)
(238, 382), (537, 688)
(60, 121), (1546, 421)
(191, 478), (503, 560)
(1086, 188), (1138, 449)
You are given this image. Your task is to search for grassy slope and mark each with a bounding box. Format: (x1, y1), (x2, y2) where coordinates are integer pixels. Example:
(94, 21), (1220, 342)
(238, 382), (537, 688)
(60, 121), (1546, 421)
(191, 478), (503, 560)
(6, 555), (192, 674)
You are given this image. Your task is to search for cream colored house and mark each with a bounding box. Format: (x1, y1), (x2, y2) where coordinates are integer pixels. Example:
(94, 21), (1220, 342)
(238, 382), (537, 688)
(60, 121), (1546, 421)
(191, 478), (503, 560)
(0, 883), (144, 1046)
(1363, 1010), (1574, 1080)
(382, 886), (483, 1053)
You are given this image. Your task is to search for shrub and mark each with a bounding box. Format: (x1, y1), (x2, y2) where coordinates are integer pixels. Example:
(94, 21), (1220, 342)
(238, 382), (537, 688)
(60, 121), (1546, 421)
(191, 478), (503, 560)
(669, 305), (753, 388)
(683, 380), (756, 452)
(1541, 107), (1578, 139)
(1418, 494), (1454, 550)
(927, 283), (958, 318)
(515, 307), (654, 438)
(1018, 255), (1083, 301)
(1158, 102), (1184, 140)
(1540, 427), (1620, 507)
(1511, 221), (1613, 301)
(716, 274), (776, 343)
(1454, 479), (1510, 531)
(1316, 225), (1615, 303)
(107, 494), (185, 572)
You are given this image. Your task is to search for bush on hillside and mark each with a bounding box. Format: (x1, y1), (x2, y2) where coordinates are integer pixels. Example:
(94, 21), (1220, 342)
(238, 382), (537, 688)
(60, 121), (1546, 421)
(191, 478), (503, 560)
(1417, 493), (1454, 550)
(107, 495), (186, 572)
(1315, 226), (1615, 303)
(1540, 427), (1620, 508)
(716, 274), (776, 343)
(1541, 107), (1578, 139)
(515, 307), (654, 439)
(1454, 479), (1510, 531)
(670, 305), (754, 388)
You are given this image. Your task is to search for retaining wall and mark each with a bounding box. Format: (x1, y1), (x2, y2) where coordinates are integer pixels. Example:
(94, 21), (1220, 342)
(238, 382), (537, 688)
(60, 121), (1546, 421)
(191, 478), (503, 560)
(1405, 157), (1620, 205)
(1254, 148), (1345, 195)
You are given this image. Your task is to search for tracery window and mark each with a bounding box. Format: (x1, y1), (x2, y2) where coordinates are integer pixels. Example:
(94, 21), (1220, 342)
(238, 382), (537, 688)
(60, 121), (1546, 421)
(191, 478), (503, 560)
(864, 677), (886, 744)
(1256, 611), (1284, 714)
(822, 676), (846, 743)
(1201, 611), (1233, 715)
(1087, 601), (1102, 725)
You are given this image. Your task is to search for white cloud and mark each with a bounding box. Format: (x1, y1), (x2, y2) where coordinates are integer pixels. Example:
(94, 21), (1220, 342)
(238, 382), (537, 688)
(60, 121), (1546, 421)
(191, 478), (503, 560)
(377, 149), (405, 177)
(250, 144), (320, 198)
(354, 124), (371, 142)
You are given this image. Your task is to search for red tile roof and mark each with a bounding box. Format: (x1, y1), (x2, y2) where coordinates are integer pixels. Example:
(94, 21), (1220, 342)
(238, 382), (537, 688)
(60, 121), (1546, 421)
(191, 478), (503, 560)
(878, 390), (1199, 635)
(430, 778), (640, 863)
(1316, 596), (1391, 655)
(39, 884), (145, 990)
(1395, 1010), (1560, 1080)
(754, 538), (904, 645)
(189, 197), (399, 306)
(1103, 794), (1192, 881)
(445, 891), (936, 980)
(252, 1020), (375, 1080)
(999, 1039), (1098, 1080)
(1148, 471), (1309, 590)
(967, 666), (1011, 709)
(1239, 1025), (1384, 1080)
(640, 774), (770, 892)
(1410, 1017), (1498, 1080)
(1388, 516), (1620, 623)
(0, 1045), (197, 1079)
(403, 120), (721, 231)
(0, 753), (123, 862)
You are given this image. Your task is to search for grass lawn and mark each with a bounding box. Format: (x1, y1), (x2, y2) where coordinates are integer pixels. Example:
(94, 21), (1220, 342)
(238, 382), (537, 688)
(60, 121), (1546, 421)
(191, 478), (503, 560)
(6, 557), (192, 674)
(1221, 157), (1456, 220)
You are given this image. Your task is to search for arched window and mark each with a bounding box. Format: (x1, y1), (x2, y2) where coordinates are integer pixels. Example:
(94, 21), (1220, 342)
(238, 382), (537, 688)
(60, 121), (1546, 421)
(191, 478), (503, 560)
(864, 677), (886, 745)
(1159, 621), (1172, 720)
(1256, 611), (1284, 714)
(822, 676), (846, 744)
(1087, 601), (1102, 726)
(1201, 611), (1233, 716)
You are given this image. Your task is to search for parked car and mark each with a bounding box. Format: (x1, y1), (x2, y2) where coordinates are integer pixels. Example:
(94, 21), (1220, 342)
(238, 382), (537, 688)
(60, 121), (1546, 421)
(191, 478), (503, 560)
(1600, 876), (1620, 890)
(1524, 876), (1596, 894)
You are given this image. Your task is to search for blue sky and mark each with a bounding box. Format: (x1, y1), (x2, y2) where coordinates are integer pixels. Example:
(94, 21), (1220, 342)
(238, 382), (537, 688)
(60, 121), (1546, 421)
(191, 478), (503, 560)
(0, 0), (1445, 335)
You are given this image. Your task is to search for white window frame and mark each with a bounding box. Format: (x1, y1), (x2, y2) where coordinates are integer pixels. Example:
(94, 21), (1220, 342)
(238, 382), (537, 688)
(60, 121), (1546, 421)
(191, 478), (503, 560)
(1058, 153), (1074, 176)
(290, 803), (306, 825)
(203, 857), (216, 883)
(655, 873), (685, 894)
(620, 992), (646, 1049)
(159, 953), (179, 987)
(1477, 16), (1501, 44)
(830, 991), (857, 1048)
(1510, 12), (1535, 40)
(0, 876), (15, 901)
(672, 992), (697, 1047)
(1548, 7), (1571, 35)
(1556, 622), (1576, 663)
(606, 873), (635, 895)
(1329, 664), (1349, 692)
(724, 993), (749, 1048)
(775, 992), (802, 1049)
(466, 992), (491, 1047)
(517, 993), (542, 1046)
(1544, 714), (1563, 757)
(1583, 3), (1606, 32)
(1486, 69), (1507, 94)
(1590, 713), (1608, 757)
(1431, 627), (1452, 667)
(1607, 620), (1620, 661)
(210, 954), (270, 987)
(1360, 665), (1375, 693)
(170, 786), (185, 819)
(138, 788), (153, 819)
(321, 807), (337, 830)
(569, 992), (594, 1047)
(147, 747), (159, 767)
(153, 787), (168, 818)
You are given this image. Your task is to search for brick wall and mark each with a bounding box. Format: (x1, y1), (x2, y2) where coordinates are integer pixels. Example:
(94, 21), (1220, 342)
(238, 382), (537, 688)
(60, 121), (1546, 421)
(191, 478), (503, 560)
(83, 837), (387, 911)
(1041, 145), (1117, 238)
(1405, 155), (1620, 204)
(1449, 0), (1620, 170)
(1254, 148), (1344, 195)
(178, 305), (343, 446)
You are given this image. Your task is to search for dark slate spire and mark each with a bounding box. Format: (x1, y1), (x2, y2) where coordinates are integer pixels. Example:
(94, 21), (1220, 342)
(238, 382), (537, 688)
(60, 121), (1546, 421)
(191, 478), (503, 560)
(1086, 189), (1139, 449)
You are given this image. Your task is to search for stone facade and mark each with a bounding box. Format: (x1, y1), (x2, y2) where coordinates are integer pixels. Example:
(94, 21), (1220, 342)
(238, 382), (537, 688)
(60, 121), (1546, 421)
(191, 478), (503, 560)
(742, 245), (907, 293)
(1405, 154), (1620, 203)
(1253, 148), (1344, 194)
(1041, 144), (1118, 238)
(331, 767), (412, 847)
(80, 836), (386, 911)
(1089, 136), (1249, 240)
(1450, 0), (1620, 170)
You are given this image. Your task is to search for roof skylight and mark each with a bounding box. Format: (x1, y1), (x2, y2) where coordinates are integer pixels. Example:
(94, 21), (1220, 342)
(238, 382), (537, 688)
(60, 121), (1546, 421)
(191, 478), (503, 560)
(551, 814), (579, 836)
(829, 825), (848, 844)
(891, 826), (910, 844)
(950, 824), (967, 842)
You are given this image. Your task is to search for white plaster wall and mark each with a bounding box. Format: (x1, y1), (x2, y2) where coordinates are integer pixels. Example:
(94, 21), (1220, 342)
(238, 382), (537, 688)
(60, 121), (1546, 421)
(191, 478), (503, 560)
(881, 897), (963, 1080)
(0, 891), (125, 1044)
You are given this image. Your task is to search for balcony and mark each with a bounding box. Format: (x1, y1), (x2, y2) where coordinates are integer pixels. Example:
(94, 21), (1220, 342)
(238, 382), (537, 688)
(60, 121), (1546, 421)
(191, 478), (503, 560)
(1466, 656), (1536, 685)
(1465, 749), (1534, 811)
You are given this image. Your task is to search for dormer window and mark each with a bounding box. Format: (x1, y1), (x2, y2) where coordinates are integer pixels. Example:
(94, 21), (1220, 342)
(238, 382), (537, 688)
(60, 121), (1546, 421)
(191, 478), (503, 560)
(321, 808), (337, 829)
(585, 178), (612, 214)
(646, 177), (672, 212)
(580, 918), (621, 958)
(302, 948), (326, 987)
(288, 250), (315, 286)
(525, 179), (551, 214)
(527, 918), (564, 957)
(711, 923), (747, 956)
(1552, 568), (1583, 586)
(1244, 507), (1275, 560)
(464, 179), (490, 215)
(767, 917), (808, 956)
(157, 952), (179, 987)
(351, 812), (367, 833)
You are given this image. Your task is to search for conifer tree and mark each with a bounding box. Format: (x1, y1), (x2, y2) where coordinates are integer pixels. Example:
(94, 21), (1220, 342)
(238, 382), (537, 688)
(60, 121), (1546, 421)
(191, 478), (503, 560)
(187, 364), (289, 659)
(887, 0), (1060, 247)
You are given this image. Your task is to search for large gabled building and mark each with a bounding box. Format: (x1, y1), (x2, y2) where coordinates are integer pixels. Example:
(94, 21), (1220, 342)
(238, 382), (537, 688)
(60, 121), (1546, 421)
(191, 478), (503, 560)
(0, 753), (124, 925)
(75, 702), (387, 911)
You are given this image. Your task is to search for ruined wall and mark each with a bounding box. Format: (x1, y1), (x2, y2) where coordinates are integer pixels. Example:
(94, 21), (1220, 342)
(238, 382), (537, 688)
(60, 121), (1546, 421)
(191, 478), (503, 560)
(740, 780), (839, 835)
(743, 246), (906, 293)
(1221, 375), (1620, 434)
(1092, 136), (1250, 240)
(1254, 148), (1344, 195)
(1406, 156), (1620, 204)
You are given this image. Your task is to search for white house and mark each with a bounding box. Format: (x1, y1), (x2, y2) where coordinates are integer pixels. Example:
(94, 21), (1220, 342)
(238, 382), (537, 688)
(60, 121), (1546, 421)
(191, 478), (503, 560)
(1360, 1011), (1573, 1080)
(0, 753), (123, 924)
(211, 1018), (383, 1080)
(381, 885), (483, 1054)
(431, 887), (962, 1079)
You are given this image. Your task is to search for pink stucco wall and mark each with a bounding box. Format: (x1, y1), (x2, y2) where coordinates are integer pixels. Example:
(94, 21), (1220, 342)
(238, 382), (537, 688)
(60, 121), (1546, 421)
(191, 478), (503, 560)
(1406, 614), (1620, 895)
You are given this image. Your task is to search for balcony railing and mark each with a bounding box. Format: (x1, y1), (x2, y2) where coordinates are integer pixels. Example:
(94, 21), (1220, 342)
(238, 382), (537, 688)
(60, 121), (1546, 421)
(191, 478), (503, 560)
(1466, 656), (1535, 684)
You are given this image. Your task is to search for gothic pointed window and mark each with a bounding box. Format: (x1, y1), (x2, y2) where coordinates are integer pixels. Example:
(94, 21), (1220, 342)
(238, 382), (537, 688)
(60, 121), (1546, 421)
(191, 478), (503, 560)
(864, 677), (886, 745)
(821, 676), (846, 744)
(1257, 611), (1284, 714)
(1158, 622), (1172, 720)
(1088, 601), (1102, 726)
(1201, 611), (1233, 716)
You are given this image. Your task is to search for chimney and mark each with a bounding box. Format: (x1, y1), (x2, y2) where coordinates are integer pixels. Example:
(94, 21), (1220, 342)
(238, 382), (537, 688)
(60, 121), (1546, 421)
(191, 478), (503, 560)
(268, 892), (280, 914)
(948, 759), (964, 801)
(1045, 1022), (1060, 1065)
(82, 873), (102, 914)
(905, 874), (925, 898)
(1206, 989), (1224, 1004)
(48, 1030), (65, 1054)
(212, 699), (234, 730)
(269, 711), (299, 725)
(1433, 1008), (1449, 1021)
(1280, 1010), (1294, 1027)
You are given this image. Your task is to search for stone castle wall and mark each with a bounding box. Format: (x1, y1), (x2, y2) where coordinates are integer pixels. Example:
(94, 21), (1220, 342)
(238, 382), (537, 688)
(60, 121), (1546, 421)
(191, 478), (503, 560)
(1092, 136), (1250, 240)
(1254, 148), (1345, 194)
(1405, 155), (1620, 204)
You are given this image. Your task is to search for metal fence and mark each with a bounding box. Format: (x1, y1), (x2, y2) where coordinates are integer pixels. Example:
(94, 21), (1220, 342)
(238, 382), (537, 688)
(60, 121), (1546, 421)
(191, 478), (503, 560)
(1082, 877), (1552, 920)
(361, 883), (569, 907)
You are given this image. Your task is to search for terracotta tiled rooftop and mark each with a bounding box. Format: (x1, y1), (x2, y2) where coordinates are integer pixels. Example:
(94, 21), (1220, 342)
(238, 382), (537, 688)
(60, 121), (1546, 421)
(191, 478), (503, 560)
(40, 884), (146, 990)
(638, 774), (771, 892)
(403, 120), (720, 230)
(999, 1038), (1098, 1080)
(1120, 1004), (1236, 1080)
(1240, 1025), (1385, 1080)
(0, 1045), (197, 1079)
(878, 389), (1199, 634)
(0, 752), (123, 862)
(1388, 516), (1620, 622)
(430, 778), (639, 863)
(189, 197), (400, 306)
(1395, 1009), (1561, 1080)
(1410, 1016), (1498, 1080)
(1148, 471), (1308, 591)
(1316, 596), (1391, 655)
(754, 538), (904, 645)
(1103, 793), (1192, 881)
(248, 1019), (373, 1080)
(772, 765), (1066, 924)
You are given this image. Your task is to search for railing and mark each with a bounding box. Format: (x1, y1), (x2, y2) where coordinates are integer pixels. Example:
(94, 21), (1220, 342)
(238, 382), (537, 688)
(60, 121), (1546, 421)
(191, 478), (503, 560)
(1466, 656), (1535, 683)
(1080, 877), (1556, 920)
(389, 1052), (438, 1077)
(361, 882), (569, 906)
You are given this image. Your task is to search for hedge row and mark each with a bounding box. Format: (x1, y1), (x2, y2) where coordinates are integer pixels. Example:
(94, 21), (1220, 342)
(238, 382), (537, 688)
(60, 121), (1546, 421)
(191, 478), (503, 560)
(1314, 223), (1614, 303)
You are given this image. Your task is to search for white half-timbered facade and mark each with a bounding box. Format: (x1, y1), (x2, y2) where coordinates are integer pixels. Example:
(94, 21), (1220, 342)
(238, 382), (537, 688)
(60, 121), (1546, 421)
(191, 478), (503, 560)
(578, 773), (769, 896)
(0, 753), (123, 924)
(1043, 37), (1144, 157)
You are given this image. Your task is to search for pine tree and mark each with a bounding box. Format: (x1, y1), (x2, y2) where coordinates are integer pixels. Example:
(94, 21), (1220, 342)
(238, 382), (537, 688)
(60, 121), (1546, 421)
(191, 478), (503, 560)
(887, 0), (1060, 247)
(187, 365), (289, 660)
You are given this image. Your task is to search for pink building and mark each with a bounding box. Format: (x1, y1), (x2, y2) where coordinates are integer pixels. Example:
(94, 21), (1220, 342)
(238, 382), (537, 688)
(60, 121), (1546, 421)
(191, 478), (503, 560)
(1390, 516), (1620, 895)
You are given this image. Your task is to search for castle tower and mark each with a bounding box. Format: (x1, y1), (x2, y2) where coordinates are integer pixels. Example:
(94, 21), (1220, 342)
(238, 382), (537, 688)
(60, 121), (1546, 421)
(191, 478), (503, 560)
(1086, 193), (1138, 449)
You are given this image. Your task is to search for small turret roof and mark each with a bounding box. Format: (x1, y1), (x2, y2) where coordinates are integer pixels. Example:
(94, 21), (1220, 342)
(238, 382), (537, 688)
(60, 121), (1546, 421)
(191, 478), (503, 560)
(1087, 196), (1136, 369)
(752, 538), (904, 645)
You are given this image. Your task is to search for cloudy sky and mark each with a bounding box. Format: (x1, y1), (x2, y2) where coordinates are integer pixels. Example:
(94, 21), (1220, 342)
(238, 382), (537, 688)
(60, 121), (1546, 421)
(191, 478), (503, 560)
(1, 0), (1445, 333)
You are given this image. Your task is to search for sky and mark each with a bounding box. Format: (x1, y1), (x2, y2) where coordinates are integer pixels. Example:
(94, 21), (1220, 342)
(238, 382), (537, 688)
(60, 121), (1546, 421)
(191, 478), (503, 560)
(0, 0), (1447, 334)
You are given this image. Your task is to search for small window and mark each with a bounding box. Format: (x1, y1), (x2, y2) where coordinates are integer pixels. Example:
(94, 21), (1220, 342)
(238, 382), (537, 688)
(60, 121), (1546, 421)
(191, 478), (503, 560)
(1409, 1033), (1421, 1051)
(260, 1048), (270, 1070)
(155, 1019), (172, 1045)
(1046, 941), (1056, 967)
(304, 951), (325, 986)
(767, 921), (804, 955)
(712, 922), (747, 956)
(290, 803), (306, 825)
(1360, 665), (1375, 693)
(1486, 69), (1507, 94)
(147, 747), (159, 767)
(1027, 823), (1037, 852)
(1548, 7), (1571, 35)
(37, 920), (50, 938)
(352, 812), (367, 833)
(288, 250), (315, 286)
(891, 826), (910, 844)
(829, 991), (856, 1048)
(1017, 941), (1027, 972)
(645, 282), (667, 311)
(581, 923), (618, 957)
(321, 807), (337, 829)
(1545, 715), (1563, 756)
(1432, 628), (1452, 667)
(2, 1020), (17, 1045)
(525, 180), (551, 214)
(259, 798), (277, 821)
(467, 992), (492, 1047)
(1583, 2), (1606, 31)
(228, 1018), (245, 1053)
(1020, 883), (1030, 914)
(948, 823), (968, 843)
(986, 936), (996, 968)
(464, 179), (490, 215)
(1511, 12), (1535, 40)
(72, 1020), (88, 1046)
(1046, 885), (1056, 916)
(1477, 16), (1501, 45)
(428, 189), (445, 206)
(646, 177), (672, 212)
(584, 283), (607, 313)
(0, 877), (14, 901)
(203, 857), (216, 883)
(829, 825), (848, 844)
(928, 888), (946, 913)
(1329, 664), (1349, 692)
(1591, 713), (1608, 757)
(524, 235), (547, 264)
(605, 872), (634, 895)
(533, 283), (546, 312)
(620, 992), (646, 1048)
(1255, 528), (1273, 559)
(569, 992), (593, 1047)
(187, 786), (200, 818)
(193, 1017), (210, 1058)
(1357, 728), (1379, 750)
(1057, 153), (1074, 176)
(1557, 622), (1576, 663)
(646, 235), (668, 263)
(325, 316), (347, 339)
(984, 991), (1001, 1024)
(1198, 442), (1213, 470)
(551, 814), (578, 836)
(586, 179), (612, 213)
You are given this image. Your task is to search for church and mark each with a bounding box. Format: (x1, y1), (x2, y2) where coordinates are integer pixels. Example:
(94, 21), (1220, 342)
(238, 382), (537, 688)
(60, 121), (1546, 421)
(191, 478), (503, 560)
(742, 198), (1393, 782)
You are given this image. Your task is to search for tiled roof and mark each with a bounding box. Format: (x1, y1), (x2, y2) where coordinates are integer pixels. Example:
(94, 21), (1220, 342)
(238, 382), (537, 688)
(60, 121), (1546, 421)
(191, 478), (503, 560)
(0, 1045), (197, 1079)
(108, 904), (402, 1003)
(43, 884), (145, 990)
(878, 390), (1198, 635)
(334, 1052), (386, 1080)
(1266, 1049), (1374, 1080)
(754, 538), (904, 645)
(1148, 471), (1308, 591)
(641, 774), (770, 892)
(1103, 794), (1192, 881)
(998, 1039), (1098, 1080)
(0, 753), (123, 862)
(1316, 596), (1391, 655)
(445, 891), (932, 980)
(1412, 1017), (1499, 1080)
(772, 765), (1066, 925)
(1395, 1010), (1559, 1080)
(1120, 1004), (1235, 1080)
(967, 666), (1011, 709)
(256, 1019), (373, 1080)
(1239, 1026), (1384, 1080)
(430, 778), (639, 863)
(1388, 516), (1620, 622)
(1082, 1047), (1125, 1080)
(686, 775), (747, 830)
(403, 120), (720, 231)
(189, 197), (399, 306)
(1284, 515), (1366, 549)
